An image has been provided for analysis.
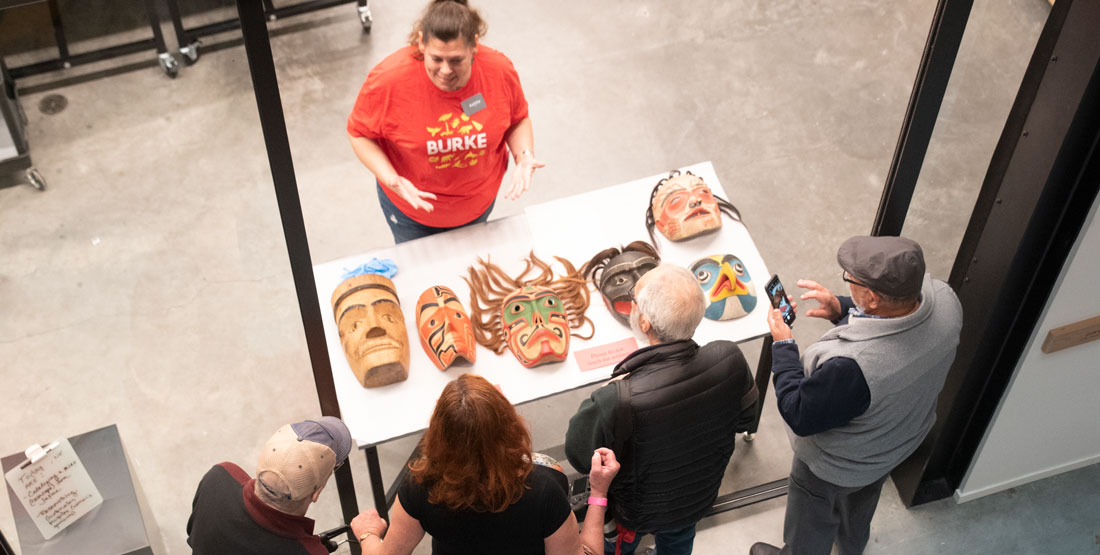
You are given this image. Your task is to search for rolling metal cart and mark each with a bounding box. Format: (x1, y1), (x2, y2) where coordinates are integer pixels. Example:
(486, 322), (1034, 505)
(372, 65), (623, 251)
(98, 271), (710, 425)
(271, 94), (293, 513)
(165, 0), (372, 67)
(0, 58), (45, 191)
(0, 0), (179, 78)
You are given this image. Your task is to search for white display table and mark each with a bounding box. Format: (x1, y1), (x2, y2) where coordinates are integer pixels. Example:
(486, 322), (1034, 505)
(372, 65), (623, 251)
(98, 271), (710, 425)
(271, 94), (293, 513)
(312, 161), (771, 447)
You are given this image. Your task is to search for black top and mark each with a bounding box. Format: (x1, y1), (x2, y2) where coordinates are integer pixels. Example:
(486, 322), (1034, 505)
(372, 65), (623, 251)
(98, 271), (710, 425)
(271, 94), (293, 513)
(398, 465), (572, 555)
(186, 463), (327, 555)
(771, 296), (872, 436)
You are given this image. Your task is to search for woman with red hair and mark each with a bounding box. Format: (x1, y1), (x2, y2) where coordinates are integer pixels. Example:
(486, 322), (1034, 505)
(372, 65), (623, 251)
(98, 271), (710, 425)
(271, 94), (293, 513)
(352, 373), (619, 554)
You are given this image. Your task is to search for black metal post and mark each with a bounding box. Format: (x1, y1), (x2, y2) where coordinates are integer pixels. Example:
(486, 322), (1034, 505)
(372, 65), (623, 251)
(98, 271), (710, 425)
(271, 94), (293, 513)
(46, 0), (69, 61)
(164, 0), (193, 49)
(365, 446), (389, 521)
(747, 336), (773, 435)
(234, 1), (360, 548)
(141, 0), (170, 55)
(872, 0), (974, 237)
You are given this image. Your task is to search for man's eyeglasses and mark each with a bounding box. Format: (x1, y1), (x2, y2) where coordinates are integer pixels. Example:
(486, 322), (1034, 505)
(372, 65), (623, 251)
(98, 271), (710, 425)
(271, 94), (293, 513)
(842, 272), (867, 288)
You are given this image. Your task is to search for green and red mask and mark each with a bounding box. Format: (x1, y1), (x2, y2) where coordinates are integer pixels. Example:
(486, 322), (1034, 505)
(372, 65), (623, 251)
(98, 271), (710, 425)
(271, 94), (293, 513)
(501, 286), (570, 367)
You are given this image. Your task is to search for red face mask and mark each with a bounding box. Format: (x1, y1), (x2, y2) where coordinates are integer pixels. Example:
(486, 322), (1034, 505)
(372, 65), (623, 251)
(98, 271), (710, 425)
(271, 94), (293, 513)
(416, 286), (476, 371)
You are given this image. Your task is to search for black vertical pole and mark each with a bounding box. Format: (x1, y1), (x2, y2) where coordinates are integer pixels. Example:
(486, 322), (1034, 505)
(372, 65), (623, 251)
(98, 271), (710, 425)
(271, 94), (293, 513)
(872, 0), (974, 237)
(747, 336), (773, 435)
(46, 0), (70, 61)
(234, 1), (360, 549)
(365, 446), (389, 520)
(142, 0), (170, 55)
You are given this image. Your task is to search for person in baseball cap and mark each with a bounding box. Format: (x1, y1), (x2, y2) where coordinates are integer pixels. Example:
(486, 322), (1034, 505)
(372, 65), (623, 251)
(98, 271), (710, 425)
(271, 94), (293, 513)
(750, 235), (962, 555)
(255, 417), (353, 513)
(187, 416), (359, 555)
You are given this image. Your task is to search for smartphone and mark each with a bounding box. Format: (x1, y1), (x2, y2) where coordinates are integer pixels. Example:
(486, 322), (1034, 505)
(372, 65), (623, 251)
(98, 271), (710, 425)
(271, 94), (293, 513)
(765, 274), (796, 326)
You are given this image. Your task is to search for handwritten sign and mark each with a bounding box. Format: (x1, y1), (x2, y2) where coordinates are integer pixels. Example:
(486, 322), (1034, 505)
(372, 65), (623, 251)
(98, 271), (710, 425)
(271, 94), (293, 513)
(574, 337), (639, 372)
(4, 439), (103, 539)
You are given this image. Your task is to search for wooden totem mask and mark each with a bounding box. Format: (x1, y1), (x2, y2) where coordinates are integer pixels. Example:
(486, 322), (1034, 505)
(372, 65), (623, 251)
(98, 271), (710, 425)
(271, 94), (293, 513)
(331, 274), (410, 388)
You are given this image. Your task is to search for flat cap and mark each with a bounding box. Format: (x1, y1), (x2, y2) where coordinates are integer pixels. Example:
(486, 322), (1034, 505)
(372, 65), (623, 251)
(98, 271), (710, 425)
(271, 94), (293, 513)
(837, 236), (925, 297)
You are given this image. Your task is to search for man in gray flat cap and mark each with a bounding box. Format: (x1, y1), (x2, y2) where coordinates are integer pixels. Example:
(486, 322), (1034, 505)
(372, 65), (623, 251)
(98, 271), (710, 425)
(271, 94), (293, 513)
(751, 236), (963, 555)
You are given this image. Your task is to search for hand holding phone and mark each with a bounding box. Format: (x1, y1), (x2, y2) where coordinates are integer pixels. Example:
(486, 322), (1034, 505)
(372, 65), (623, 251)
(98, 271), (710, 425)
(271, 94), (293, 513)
(765, 274), (796, 326)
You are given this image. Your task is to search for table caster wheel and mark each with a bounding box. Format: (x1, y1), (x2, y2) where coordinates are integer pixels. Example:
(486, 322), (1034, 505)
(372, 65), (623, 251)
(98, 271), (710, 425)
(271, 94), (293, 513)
(27, 168), (46, 191)
(180, 41), (201, 65)
(358, 5), (373, 33)
(159, 53), (180, 78)
(743, 432), (755, 442)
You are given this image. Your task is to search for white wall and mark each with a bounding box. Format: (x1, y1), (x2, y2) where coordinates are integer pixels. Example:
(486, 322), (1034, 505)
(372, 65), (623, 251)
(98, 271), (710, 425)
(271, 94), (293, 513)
(956, 194), (1100, 502)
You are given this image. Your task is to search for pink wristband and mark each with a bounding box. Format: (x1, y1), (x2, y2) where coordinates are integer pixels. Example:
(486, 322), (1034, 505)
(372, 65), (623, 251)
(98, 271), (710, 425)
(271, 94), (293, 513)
(587, 496), (608, 506)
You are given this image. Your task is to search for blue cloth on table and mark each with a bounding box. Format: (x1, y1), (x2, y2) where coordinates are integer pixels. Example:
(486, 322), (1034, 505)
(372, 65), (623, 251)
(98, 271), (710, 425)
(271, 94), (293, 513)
(340, 258), (398, 280)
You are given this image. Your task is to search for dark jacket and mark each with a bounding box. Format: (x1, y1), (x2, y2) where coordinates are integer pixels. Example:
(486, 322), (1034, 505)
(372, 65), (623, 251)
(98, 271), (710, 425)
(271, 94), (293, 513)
(565, 339), (757, 532)
(187, 463), (328, 555)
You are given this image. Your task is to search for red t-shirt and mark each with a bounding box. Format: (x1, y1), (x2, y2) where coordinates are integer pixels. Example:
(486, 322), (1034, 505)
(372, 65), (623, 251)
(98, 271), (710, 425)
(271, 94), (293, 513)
(347, 45), (529, 228)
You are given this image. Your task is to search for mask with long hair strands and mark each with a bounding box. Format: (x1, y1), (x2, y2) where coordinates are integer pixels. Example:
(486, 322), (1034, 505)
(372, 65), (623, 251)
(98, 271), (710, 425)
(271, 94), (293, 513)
(464, 252), (594, 367)
(580, 241), (659, 325)
(645, 170), (743, 246)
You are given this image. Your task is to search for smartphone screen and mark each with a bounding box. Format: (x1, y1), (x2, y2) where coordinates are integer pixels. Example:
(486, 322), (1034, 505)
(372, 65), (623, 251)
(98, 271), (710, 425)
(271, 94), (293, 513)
(766, 274), (796, 326)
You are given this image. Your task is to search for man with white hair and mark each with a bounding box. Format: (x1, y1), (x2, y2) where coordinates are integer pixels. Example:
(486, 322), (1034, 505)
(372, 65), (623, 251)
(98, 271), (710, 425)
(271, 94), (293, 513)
(187, 417), (355, 554)
(566, 263), (758, 555)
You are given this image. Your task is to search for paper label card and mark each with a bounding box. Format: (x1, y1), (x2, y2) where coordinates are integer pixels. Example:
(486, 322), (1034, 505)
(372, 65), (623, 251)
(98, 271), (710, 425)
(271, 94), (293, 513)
(4, 439), (104, 540)
(574, 337), (639, 372)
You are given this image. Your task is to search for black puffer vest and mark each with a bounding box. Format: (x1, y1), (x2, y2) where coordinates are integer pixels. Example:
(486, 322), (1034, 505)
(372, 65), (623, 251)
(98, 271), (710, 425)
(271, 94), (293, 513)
(608, 339), (750, 532)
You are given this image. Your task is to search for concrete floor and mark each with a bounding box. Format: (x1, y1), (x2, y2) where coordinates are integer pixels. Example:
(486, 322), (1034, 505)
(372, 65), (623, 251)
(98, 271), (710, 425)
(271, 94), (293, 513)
(4, 0), (1096, 554)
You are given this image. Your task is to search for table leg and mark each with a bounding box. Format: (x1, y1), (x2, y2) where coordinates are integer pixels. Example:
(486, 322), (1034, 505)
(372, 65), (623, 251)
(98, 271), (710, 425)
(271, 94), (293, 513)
(748, 336), (773, 435)
(364, 445), (388, 521)
(46, 0), (69, 63)
(385, 446), (419, 510)
(333, 463), (361, 555)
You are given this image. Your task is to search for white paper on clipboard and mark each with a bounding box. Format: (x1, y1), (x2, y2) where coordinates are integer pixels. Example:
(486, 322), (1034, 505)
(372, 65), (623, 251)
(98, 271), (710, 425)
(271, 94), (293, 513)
(4, 438), (103, 540)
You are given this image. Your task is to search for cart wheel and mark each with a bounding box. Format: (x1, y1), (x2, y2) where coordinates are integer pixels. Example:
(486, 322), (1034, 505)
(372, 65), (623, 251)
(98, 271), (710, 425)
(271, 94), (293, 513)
(742, 432), (755, 442)
(358, 5), (373, 33)
(27, 168), (46, 191)
(159, 53), (180, 78)
(180, 41), (201, 65)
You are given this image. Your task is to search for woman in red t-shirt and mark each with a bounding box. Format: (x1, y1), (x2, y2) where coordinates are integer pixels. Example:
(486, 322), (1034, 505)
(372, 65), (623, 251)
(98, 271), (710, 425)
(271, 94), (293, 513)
(347, 0), (545, 243)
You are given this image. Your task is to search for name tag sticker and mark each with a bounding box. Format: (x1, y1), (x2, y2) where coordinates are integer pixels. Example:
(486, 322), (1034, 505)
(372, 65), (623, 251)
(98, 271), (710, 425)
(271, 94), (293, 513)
(461, 93), (486, 117)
